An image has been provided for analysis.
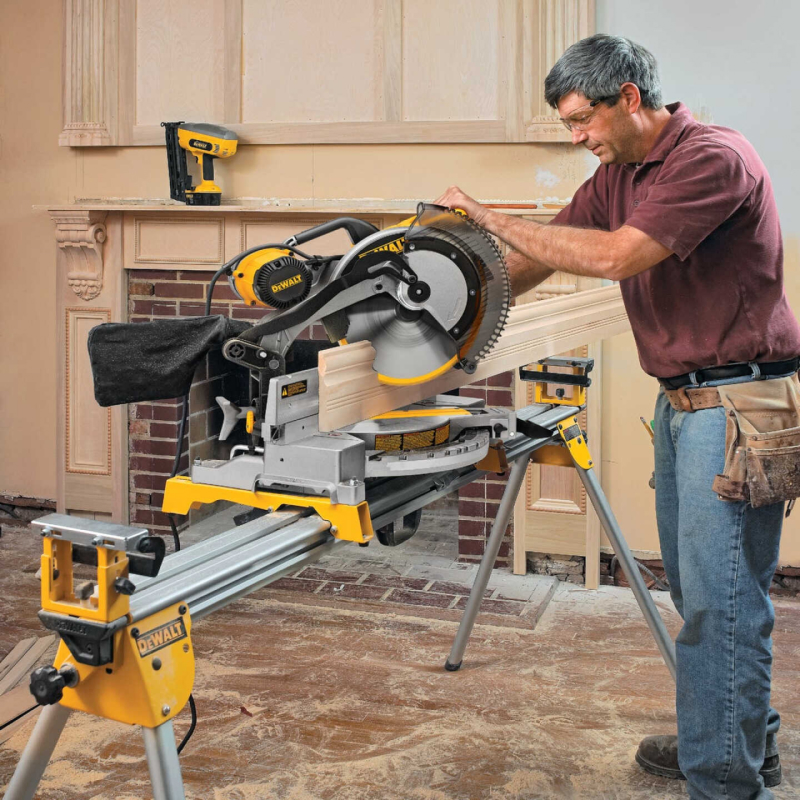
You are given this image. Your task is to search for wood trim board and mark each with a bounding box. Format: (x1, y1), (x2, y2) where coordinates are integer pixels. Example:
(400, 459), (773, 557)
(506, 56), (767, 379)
(317, 284), (630, 431)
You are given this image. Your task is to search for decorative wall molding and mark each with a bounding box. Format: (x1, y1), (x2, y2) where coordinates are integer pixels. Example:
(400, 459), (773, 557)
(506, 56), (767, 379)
(63, 0), (595, 146)
(133, 217), (225, 265)
(524, 0), (596, 142)
(60, 0), (119, 146)
(50, 210), (108, 301)
(65, 307), (112, 475)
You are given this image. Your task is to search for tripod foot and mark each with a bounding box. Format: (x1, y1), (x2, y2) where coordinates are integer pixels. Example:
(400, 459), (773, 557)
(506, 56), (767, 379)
(444, 660), (462, 672)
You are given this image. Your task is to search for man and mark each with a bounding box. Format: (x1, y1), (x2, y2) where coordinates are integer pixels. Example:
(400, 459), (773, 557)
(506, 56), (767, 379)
(436, 34), (800, 800)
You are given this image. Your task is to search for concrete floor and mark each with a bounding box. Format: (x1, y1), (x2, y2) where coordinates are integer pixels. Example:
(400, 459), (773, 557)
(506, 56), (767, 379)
(1, 506), (800, 799)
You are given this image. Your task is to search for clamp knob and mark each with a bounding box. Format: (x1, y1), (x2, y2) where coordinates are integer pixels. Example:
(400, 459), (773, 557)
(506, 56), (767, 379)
(113, 577), (137, 596)
(29, 664), (79, 706)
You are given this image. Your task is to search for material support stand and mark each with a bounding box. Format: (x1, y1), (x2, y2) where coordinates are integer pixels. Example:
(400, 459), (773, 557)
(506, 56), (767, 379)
(446, 453), (677, 682)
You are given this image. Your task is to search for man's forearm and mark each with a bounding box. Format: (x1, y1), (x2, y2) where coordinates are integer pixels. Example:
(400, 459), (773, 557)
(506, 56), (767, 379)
(505, 250), (555, 297)
(484, 212), (615, 279)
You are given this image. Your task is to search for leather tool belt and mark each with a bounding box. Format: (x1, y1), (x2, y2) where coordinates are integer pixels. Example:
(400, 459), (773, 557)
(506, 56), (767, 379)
(663, 386), (723, 413)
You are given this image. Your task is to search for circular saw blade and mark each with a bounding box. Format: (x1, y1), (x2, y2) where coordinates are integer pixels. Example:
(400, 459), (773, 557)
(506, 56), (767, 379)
(405, 204), (511, 369)
(345, 295), (459, 383)
(342, 205), (510, 386)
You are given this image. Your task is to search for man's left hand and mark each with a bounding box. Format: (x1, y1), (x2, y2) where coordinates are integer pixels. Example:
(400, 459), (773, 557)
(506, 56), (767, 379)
(433, 186), (489, 227)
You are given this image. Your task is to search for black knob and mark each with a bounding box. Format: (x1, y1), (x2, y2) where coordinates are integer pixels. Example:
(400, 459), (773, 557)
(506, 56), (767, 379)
(30, 666), (66, 706)
(114, 577), (137, 596)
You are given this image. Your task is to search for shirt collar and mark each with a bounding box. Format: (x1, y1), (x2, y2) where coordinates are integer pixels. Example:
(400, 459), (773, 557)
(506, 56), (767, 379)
(639, 102), (695, 166)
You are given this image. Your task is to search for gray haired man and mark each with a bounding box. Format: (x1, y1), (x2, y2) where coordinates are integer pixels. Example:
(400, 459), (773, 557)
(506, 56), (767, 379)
(437, 34), (798, 800)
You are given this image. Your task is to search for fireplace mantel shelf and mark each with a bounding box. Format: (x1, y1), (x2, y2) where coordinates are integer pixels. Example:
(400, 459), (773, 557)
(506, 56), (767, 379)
(39, 198), (560, 217)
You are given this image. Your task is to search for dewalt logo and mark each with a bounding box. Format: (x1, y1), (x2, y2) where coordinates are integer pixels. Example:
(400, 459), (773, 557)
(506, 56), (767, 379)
(271, 274), (303, 293)
(358, 238), (405, 258)
(136, 617), (188, 658)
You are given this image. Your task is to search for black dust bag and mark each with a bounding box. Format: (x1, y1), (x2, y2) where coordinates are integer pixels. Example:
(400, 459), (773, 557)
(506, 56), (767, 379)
(87, 316), (250, 407)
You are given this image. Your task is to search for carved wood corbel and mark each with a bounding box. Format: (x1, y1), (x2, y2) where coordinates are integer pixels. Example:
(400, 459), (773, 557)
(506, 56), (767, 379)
(50, 211), (108, 301)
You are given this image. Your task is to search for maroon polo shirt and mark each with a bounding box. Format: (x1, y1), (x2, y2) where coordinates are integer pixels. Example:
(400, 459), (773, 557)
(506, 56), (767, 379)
(554, 102), (800, 378)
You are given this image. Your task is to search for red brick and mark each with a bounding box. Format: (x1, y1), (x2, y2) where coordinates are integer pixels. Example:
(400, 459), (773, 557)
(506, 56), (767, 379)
(385, 589), (455, 609)
(453, 596), (525, 615)
(428, 581), (492, 597)
(297, 566), (365, 584)
(459, 388), (486, 400)
(130, 316), (150, 324)
(130, 299), (154, 315)
(132, 473), (168, 490)
(359, 574), (429, 591)
(151, 403), (184, 421)
(459, 519), (486, 538)
(180, 302), (229, 316)
(231, 305), (269, 320)
(151, 492), (165, 508)
(179, 270), (218, 281)
(486, 481), (511, 501)
(129, 281), (155, 296)
(268, 577), (325, 593)
(210, 284), (240, 301)
(487, 371), (513, 387)
(458, 554), (482, 565)
(458, 538), (485, 556)
(459, 482), (485, 499)
(458, 499), (485, 518)
(316, 583), (387, 601)
(130, 454), (188, 474)
(130, 438), (183, 457)
(152, 302), (178, 317)
(132, 508), (153, 525)
(150, 421), (180, 439)
(133, 404), (154, 420)
(134, 492), (152, 506)
(487, 389), (513, 407)
(154, 282), (204, 299)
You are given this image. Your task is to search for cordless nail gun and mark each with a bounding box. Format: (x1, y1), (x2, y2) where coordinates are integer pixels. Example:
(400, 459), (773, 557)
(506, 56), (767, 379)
(161, 121), (238, 206)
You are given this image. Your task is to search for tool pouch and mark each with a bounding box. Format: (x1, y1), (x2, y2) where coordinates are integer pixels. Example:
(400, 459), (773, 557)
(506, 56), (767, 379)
(712, 374), (800, 507)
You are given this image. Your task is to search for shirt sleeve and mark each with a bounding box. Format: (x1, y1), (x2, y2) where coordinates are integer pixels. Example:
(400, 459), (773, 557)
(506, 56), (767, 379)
(552, 166), (610, 230)
(624, 140), (756, 261)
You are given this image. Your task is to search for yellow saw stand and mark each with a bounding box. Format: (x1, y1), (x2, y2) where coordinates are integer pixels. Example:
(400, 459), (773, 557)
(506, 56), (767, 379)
(4, 358), (676, 800)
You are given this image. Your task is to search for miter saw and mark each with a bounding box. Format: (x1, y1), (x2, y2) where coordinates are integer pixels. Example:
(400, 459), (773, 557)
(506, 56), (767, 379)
(160, 203), (515, 546)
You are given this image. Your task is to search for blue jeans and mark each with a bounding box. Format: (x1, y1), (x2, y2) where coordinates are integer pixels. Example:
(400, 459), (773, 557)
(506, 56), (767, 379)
(654, 389), (783, 800)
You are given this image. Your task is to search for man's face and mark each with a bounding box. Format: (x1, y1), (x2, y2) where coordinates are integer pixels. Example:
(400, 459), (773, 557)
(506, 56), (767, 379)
(557, 91), (638, 165)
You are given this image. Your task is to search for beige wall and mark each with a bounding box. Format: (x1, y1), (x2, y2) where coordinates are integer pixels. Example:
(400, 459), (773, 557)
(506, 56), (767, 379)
(4, 3), (800, 563)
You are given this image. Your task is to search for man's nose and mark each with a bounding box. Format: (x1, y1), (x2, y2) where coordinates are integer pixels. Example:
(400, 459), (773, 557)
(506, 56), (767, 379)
(571, 127), (589, 145)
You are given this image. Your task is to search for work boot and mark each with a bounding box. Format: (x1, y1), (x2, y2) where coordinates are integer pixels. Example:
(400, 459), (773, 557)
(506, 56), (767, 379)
(635, 735), (782, 787)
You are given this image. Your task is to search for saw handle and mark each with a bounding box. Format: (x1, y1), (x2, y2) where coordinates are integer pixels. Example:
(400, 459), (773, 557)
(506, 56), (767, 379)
(287, 217), (379, 247)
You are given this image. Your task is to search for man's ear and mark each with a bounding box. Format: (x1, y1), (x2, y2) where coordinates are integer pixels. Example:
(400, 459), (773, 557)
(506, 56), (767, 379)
(619, 82), (642, 115)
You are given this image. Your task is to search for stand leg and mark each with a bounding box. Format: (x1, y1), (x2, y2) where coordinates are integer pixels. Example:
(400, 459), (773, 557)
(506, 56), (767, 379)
(445, 455), (529, 671)
(4, 704), (71, 800)
(142, 720), (186, 800)
(576, 465), (677, 682)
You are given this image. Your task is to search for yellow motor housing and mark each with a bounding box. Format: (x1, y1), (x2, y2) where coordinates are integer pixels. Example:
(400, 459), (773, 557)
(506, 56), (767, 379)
(231, 248), (294, 307)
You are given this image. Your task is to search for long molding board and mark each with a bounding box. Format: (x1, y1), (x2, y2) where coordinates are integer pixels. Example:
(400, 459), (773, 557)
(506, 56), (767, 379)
(318, 284), (630, 431)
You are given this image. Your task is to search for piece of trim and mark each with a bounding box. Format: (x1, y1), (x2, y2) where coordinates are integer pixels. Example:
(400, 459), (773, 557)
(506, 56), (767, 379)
(318, 284), (630, 431)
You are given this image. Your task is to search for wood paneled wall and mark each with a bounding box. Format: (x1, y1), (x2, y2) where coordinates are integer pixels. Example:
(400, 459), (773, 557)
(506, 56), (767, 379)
(61, 0), (594, 146)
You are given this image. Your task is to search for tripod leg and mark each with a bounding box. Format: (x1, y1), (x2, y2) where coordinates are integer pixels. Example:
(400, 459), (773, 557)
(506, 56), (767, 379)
(445, 455), (529, 671)
(576, 465), (677, 682)
(4, 704), (71, 800)
(142, 720), (186, 800)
